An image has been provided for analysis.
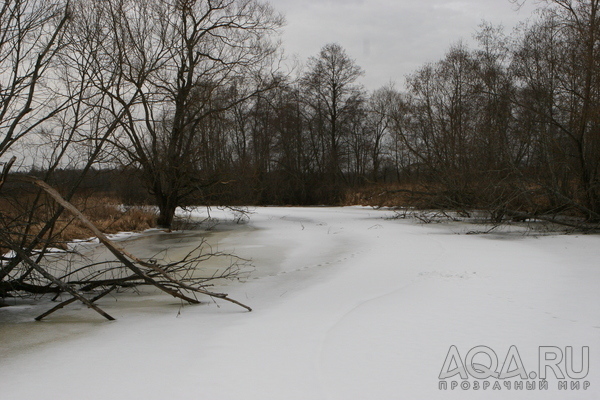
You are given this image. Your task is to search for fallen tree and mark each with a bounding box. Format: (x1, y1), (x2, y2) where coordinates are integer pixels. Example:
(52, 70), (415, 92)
(0, 174), (252, 321)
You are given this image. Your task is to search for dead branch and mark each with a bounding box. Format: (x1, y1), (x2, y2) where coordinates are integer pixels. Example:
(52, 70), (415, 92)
(0, 156), (16, 191)
(505, 210), (600, 232)
(13, 174), (252, 314)
(35, 285), (118, 321)
(0, 232), (115, 321)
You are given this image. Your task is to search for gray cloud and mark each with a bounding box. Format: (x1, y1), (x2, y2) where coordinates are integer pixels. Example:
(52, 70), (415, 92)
(269, 0), (539, 89)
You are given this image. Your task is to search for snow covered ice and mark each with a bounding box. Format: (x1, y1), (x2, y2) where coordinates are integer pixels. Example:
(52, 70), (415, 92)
(0, 207), (598, 399)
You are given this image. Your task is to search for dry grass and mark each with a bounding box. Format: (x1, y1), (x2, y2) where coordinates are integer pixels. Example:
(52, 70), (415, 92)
(52, 195), (157, 246)
(53, 204), (156, 243)
(343, 183), (441, 208)
(343, 181), (586, 220)
(0, 192), (156, 251)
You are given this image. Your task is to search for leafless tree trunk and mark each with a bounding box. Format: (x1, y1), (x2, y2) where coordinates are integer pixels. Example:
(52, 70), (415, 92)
(302, 43), (364, 194)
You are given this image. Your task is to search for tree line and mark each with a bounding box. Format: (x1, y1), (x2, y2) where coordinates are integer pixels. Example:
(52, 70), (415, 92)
(3, 0), (599, 231)
(203, 0), (600, 227)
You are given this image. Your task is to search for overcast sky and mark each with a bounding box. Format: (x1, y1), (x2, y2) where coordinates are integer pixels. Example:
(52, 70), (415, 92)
(269, 0), (541, 90)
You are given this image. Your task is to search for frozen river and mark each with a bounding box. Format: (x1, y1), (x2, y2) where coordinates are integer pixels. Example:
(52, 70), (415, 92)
(1, 207), (599, 399)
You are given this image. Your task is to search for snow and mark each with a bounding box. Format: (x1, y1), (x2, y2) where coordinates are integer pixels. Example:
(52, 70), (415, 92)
(67, 228), (163, 250)
(1, 207), (599, 399)
(0, 250), (17, 266)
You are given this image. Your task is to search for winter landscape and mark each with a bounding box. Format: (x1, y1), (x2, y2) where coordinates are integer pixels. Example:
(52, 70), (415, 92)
(2, 0), (600, 399)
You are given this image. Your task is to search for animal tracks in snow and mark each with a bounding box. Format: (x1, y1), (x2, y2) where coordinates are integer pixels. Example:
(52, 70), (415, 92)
(252, 249), (368, 280)
(417, 270), (477, 280)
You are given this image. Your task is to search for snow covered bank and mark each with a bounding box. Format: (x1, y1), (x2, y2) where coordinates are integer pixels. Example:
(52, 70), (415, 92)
(1, 207), (598, 399)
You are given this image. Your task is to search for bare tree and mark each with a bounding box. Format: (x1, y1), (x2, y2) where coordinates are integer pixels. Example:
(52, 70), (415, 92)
(366, 85), (396, 182)
(515, 0), (600, 219)
(301, 43), (364, 191)
(0, 0), (71, 159)
(79, 0), (284, 229)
